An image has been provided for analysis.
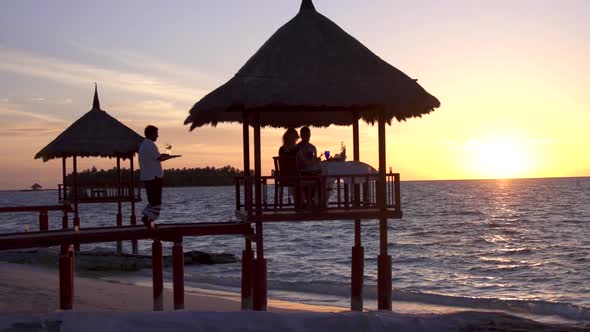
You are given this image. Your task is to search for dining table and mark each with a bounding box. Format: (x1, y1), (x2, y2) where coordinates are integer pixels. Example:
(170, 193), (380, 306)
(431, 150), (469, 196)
(319, 161), (378, 204)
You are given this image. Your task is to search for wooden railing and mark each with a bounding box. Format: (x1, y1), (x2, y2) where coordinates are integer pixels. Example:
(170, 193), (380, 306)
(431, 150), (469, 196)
(235, 173), (401, 214)
(58, 183), (141, 203)
(0, 204), (73, 231)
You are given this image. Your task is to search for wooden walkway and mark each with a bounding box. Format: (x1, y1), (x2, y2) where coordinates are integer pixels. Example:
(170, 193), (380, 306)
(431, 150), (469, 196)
(0, 222), (251, 250)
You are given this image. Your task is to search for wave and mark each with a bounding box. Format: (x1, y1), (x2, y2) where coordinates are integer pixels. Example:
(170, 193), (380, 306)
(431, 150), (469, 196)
(181, 273), (590, 323)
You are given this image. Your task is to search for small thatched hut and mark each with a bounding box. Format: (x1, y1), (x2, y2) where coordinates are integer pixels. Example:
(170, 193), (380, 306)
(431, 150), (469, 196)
(184, 0), (440, 313)
(185, 0), (439, 129)
(35, 85), (143, 161)
(35, 84), (143, 254)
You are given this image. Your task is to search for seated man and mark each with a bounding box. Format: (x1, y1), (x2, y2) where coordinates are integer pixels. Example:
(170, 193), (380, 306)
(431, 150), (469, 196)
(296, 127), (319, 174)
(296, 127), (322, 207)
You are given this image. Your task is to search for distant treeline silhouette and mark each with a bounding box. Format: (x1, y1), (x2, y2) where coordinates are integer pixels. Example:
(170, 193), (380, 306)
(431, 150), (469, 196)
(66, 166), (245, 187)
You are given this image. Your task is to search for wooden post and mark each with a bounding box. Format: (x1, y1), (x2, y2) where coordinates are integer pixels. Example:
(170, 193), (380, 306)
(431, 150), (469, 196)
(152, 239), (164, 311)
(377, 111), (392, 310)
(241, 239), (253, 310)
(59, 244), (74, 310)
(72, 155), (80, 251)
(172, 240), (185, 310)
(243, 114), (252, 218)
(39, 210), (49, 231)
(252, 112), (267, 311)
(62, 208), (68, 230)
(241, 115), (254, 310)
(253, 113), (262, 216)
(351, 113), (364, 311)
(252, 255), (267, 311)
(116, 156), (123, 255)
(62, 158), (69, 229)
(130, 156), (138, 255)
(394, 173), (401, 213)
(62, 156), (67, 201)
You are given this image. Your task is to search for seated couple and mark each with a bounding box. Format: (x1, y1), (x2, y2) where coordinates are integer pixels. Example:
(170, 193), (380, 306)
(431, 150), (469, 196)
(278, 127), (320, 174)
(277, 127), (322, 208)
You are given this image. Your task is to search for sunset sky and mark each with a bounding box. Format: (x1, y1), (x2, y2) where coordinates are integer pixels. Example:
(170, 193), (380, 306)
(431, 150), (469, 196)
(1, 0), (589, 189)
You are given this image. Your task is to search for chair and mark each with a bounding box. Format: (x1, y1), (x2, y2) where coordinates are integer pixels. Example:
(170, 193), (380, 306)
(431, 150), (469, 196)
(273, 156), (322, 209)
(273, 156), (298, 208)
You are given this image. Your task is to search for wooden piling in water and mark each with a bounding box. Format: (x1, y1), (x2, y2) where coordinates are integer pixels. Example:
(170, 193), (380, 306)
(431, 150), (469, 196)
(241, 241), (253, 310)
(39, 210), (49, 231)
(59, 244), (73, 310)
(172, 240), (185, 310)
(152, 239), (163, 311)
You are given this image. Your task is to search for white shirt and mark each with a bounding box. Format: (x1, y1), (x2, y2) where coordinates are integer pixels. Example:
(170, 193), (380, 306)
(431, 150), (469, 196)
(138, 138), (163, 181)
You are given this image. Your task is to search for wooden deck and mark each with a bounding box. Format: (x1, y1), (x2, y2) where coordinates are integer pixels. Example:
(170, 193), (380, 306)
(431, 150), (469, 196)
(0, 222), (252, 251)
(236, 208), (402, 223)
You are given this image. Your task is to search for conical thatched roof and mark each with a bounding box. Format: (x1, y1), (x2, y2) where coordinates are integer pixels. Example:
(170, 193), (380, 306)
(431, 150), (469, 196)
(185, 0), (440, 129)
(35, 85), (144, 161)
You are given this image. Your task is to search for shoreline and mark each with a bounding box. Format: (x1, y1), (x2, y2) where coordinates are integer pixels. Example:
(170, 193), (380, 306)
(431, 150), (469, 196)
(0, 262), (588, 330)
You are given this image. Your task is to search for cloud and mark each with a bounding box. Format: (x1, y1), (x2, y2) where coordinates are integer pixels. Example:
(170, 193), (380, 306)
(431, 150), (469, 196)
(0, 127), (62, 137)
(0, 46), (208, 105)
(109, 99), (188, 126)
(69, 42), (218, 87)
(0, 106), (64, 123)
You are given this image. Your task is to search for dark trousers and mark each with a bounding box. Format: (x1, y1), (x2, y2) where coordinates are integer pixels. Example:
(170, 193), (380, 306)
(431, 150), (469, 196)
(143, 178), (163, 221)
(144, 178), (163, 206)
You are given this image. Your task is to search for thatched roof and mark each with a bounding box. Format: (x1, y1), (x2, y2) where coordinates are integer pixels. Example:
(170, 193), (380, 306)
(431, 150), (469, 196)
(35, 85), (144, 161)
(185, 0), (440, 129)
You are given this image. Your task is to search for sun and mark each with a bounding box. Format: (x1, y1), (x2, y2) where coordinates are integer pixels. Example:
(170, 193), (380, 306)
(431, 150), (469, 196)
(470, 138), (532, 179)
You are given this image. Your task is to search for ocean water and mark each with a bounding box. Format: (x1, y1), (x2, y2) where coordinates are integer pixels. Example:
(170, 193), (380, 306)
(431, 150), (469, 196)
(1, 177), (589, 323)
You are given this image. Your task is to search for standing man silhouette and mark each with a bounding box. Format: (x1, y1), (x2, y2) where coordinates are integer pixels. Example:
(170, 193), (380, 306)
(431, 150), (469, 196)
(138, 125), (172, 226)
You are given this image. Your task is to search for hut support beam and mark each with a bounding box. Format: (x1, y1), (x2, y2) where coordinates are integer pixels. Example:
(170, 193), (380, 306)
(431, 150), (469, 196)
(61, 157), (68, 229)
(116, 156), (123, 255)
(252, 114), (267, 311)
(241, 117), (253, 310)
(130, 156), (138, 255)
(73, 155), (80, 251)
(351, 114), (364, 311)
(377, 112), (392, 310)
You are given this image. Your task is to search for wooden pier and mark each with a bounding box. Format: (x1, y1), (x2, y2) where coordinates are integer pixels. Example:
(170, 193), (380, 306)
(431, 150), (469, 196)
(0, 222), (253, 311)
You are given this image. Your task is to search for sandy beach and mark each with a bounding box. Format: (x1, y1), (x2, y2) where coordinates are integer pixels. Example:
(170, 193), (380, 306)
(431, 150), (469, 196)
(0, 262), (343, 314)
(1, 262), (588, 331)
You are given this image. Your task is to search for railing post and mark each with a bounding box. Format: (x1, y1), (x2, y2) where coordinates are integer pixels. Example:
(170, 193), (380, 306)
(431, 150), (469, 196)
(172, 240), (185, 310)
(152, 239), (164, 311)
(39, 210), (49, 231)
(59, 244), (74, 310)
(62, 208), (68, 229)
(394, 174), (401, 213)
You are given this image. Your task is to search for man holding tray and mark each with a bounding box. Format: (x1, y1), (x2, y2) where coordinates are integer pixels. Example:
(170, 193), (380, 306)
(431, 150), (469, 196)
(138, 125), (178, 226)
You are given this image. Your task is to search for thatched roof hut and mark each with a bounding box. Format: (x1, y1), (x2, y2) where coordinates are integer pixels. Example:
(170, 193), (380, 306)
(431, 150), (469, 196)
(35, 85), (144, 161)
(184, 0), (440, 129)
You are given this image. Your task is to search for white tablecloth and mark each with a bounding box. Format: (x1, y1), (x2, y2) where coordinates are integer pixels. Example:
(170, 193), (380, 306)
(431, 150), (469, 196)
(320, 161), (378, 185)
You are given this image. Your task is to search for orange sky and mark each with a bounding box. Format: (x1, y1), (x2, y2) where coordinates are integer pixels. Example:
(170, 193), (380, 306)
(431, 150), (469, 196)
(1, 1), (589, 189)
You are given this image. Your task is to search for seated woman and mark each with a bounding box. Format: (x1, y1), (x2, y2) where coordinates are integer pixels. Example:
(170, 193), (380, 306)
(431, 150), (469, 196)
(278, 128), (300, 157)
